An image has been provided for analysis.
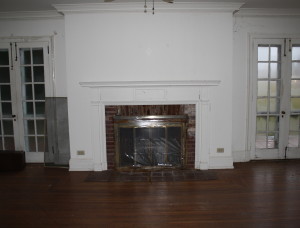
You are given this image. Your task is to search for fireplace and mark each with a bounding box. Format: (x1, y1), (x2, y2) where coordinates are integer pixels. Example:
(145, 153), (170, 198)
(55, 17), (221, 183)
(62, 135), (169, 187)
(105, 105), (195, 169)
(77, 80), (222, 171)
(114, 115), (187, 169)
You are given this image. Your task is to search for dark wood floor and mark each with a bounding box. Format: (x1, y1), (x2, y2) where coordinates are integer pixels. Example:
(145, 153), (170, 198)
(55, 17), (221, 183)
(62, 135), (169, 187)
(1, 160), (300, 228)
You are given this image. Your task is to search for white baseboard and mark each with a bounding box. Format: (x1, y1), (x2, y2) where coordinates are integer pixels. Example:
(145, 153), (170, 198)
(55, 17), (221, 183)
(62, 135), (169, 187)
(209, 156), (234, 169)
(93, 162), (107, 171)
(232, 150), (251, 162)
(25, 152), (44, 163)
(196, 161), (209, 170)
(69, 158), (94, 171)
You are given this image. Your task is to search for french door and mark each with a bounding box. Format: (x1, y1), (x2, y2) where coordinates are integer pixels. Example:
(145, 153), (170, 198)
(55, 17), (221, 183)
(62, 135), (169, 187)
(252, 38), (300, 159)
(0, 40), (50, 162)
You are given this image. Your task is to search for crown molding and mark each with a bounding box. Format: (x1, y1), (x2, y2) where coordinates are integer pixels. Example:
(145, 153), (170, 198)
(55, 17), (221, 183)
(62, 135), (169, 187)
(0, 10), (63, 20)
(54, 2), (244, 14)
(235, 8), (300, 17)
(79, 80), (221, 88)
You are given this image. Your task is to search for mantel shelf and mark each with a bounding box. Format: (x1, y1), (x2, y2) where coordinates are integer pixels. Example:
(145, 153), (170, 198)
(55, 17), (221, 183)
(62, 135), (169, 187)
(54, 3), (243, 14)
(79, 80), (221, 88)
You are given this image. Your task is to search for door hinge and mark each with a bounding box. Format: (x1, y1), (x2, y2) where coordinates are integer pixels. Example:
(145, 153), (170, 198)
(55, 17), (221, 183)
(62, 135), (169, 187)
(284, 38), (287, 57)
(14, 43), (18, 61)
(10, 42), (14, 70)
(284, 146), (288, 159)
(47, 46), (49, 54)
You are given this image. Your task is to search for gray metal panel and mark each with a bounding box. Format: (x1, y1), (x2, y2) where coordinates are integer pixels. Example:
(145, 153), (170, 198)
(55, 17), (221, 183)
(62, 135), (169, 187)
(45, 97), (70, 166)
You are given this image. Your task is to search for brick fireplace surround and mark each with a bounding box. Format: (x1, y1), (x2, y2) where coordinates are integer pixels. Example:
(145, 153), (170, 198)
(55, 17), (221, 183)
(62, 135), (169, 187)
(78, 80), (220, 171)
(105, 105), (196, 169)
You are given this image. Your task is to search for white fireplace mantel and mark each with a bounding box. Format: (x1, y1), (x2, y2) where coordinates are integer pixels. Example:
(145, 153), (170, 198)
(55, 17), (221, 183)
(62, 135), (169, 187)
(75, 80), (221, 171)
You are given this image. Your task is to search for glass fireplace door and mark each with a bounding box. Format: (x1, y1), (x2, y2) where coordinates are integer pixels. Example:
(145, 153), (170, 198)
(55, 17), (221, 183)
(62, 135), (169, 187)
(115, 116), (187, 169)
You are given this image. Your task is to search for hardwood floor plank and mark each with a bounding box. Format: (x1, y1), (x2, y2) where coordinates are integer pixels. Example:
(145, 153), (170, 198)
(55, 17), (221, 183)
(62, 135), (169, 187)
(1, 161), (300, 227)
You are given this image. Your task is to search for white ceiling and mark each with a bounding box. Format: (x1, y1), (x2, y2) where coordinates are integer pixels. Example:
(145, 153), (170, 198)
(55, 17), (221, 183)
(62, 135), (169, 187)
(0, 0), (300, 12)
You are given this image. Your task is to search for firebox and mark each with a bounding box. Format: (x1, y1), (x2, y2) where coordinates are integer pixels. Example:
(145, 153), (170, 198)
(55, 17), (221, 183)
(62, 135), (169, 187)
(114, 115), (187, 169)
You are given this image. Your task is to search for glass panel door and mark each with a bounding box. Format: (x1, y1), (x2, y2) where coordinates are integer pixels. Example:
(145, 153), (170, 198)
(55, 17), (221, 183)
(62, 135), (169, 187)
(254, 40), (285, 159)
(256, 44), (281, 150)
(287, 41), (300, 156)
(20, 47), (46, 153)
(16, 42), (49, 162)
(0, 46), (16, 150)
(0, 41), (49, 162)
(253, 38), (300, 159)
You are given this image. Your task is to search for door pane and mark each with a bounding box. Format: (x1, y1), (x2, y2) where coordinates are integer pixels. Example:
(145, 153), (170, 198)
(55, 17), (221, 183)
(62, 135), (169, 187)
(270, 47), (279, 61)
(290, 115), (299, 131)
(257, 98), (268, 113)
(269, 98), (280, 113)
(37, 136), (45, 152)
(34, 84), (45, 100)
(0, 49), (9, 65)
(2, 103), (12, 116)
(25, 85), (33, 100)
(25, 120), (35, 134)
(292, 62), (300, 78)
(33, 66), (44, 82)
(24, 102), (34, 116)
(256, 116), (267, 132)
(0, 68), (10, 83)
(3, 120), (13, 135)
(269, 116), (279, 131)
(256, 133), (267, 149)
(4, 137), (15, 150)
(267, 132), (279, 149)
(20, 49), (31, 65)
(288, 133), (299, 147)
(288, 115), (299, 148)
(26, 136), (36, 151)
(32, 49), (44, 64)
(258, 46), (269, 61)
(257, 81), (268, 96)
(291, 98), (300, 112)
(270, 81), (280, 96)
(270, 63), (280, 78)
(258, 63), (268, 78)
(291, 80), (300, 96)
(35, 102), (45, 115)
(292, 46), (300, 60)
(0, 85), (11, 100)
(21, 66), (32, 82)
(36, 120), (45, 134)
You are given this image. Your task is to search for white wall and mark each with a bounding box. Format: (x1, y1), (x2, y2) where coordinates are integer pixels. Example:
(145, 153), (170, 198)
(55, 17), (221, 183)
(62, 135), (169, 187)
(0, 17), (67, 97)
(64, 10), (235, 170)
(232, 14), (300, 161)
(2, 8), (300, 169)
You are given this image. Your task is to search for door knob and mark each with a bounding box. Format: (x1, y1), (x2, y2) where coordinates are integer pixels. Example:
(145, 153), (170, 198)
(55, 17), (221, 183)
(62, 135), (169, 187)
(281, 111), (285, 118)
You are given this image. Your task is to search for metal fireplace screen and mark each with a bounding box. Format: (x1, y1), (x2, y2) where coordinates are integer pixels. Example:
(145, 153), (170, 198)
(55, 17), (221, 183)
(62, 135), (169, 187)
(114, 115), (187, 168)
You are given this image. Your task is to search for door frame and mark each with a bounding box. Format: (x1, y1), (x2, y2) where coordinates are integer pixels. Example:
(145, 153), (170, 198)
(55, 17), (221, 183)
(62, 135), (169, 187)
(248, 34), (300, 160)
